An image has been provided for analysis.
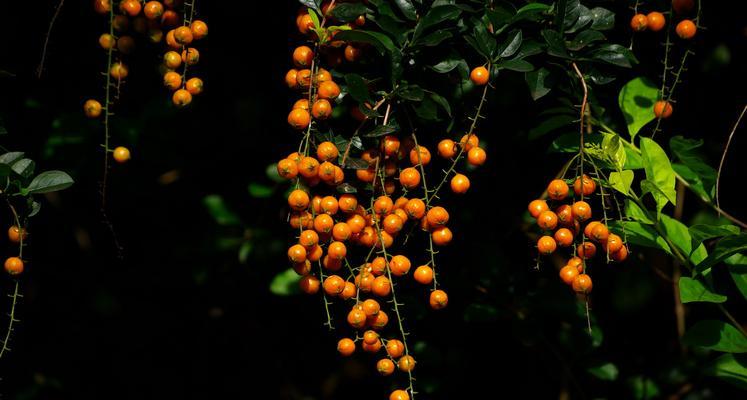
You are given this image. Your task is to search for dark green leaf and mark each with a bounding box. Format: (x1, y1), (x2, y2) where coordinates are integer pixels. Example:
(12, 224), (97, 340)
(541, 29), (569, 58)
(589, 7), (614, 30)
(0, 152), (25, 165)
(430, 58), (466, 74)
(329, 3), (368, 22)
(398, 85), (425, 102)
(335, 30), (395, 55)
(298, 0), (321, 14)
(514, 39), (544, 59)
(689, 224), (740, 244)
(417, 30), (453, 46)
(415, 96), (438, 121)
(683, 320), (747, 353)
(513, 3), (550, 22)
(498, 30), (523, 58)
(525, 67), (554, 100)
(726, 255), (747, 301)
(203, 195), (242, 226)
(697, 234), (747, 274)
(679, 277), (727, 303)
(499, 59), (533, 72)
(336, 183), (358, 194)
(567, 29), (605, 51)
(589, 44), (638, 68)
(587, 362), (619, 381)
(704, 353), (747, 390)
(393, 0), (417, 20)
(248, 183), (274, 198)
(25, 170), (74, 194)
(363, 124), (398, 137)
(270, 268), (301, 296)
(344, 73), (371, 103)
(473, 22), (496, 58)
(613, 221), (671, 254)
(618, 77), (658, 139)
(412, 5), (461, 43)
(566, 4), (592, 33)
(341, 157), (368, 169)
(372, 15), (409, 44)
(11, 158), (35, 179)
(528, 114), (575, 139)
(429, 92), (452, 117)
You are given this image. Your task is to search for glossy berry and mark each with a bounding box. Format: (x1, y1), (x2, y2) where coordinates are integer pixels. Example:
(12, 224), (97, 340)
(113, 146), (131, 163)
(647, 12), (666, 32)
(547, 179), (569, 200)
(559, 265), (579, 285)
(630, 14), (648, 31)
(470, 66), (489, 85)
(537, 236), (557, 255)
(390, 390), (410, 400)
(676, 19), (696, 39)
(84, 99), (102, 118)
(337, 338), (356, 356)
(430, 289), (448, 309)
(654, 100), (673, 119)
(413, 265), (434, 285)
(572, 274), (593, 294)
(528, 200), (549, 219)
(573, 175), (596, 196)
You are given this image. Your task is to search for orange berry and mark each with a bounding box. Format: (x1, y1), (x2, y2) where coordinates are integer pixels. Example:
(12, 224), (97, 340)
(383, 214), (404, 235)
(318, 81), (341, 99)
(190, 20), (208, 40)
(572, 274), (593, 294)
(173, 26), (194, 45)
(340, 281), (357, 300)
(390, 390), (410, 400)
(559, 265), (579, 285)
(112, 146), (131, 163)
(654, 100), (673, 119)
(399, 167), (421, 189)
(362, 298), (381, 317)
(611, 245), (629, 262)
(288, 189), (310, 211)
(413, 265), (434, 285)
(630, 13), (648, 31)
(288, 108), (311, 130)
(172, 89), (192, 107)
(676, 19), (696, 39)
(328, 241), (347, 260)
(297, 13), (314, 34)
(573, 174), (596, 196)
(591, 224), (610, 242)
(398, 355), (416, 372)
(410, 146), (431, 166)
(285, 69), (299, 88)
(537, 236), (557, 255)
(298, 229), (319, 248)
(377, 359), (395, 376)
(287, 244), (307, 263)
(547, 179), (569, 200)
(374, 196), (394, 215)
(314, 214), (334, 233)
(404, 198), (426, 219)
(470, 66), (489, 85)
(311, 99), (333, 120)
(299, 275), (320, 294)
(584, 221), (602, 240)
(344, 44), (361, 62)
(450, 173), (470, 194)
(347, 307), (367, 329)
(337, 338), (356, 356)
(372, 276), (391, 297)
(429, 289), (448, 309)
(98, 33), (116, 50)
(362, 339), (382, 353)
(163, 71), (182, 90)
(186, 77), (204, 95)
(298, 156), (320, 178)
(459, 134), (479, 151)
(426, 206), (449, 227)
(119, 0), (142, 17)
(437, 139), (457, 158)
(576, 242), (597, 259)
(389, 255), (411, 276)
(363, 330), (380, 345)
(4, 257), (23, 276)
(556, 204), (575, 225)
(370, 310), (389, 330)
(567, 257), (584, 272)
(385, 339), (405, 358)
(181, 47), (200, 65)
(554, 228), (574, 247)
(605, 233), (624, 254)
(8, 226), (27, 244)
(332, 223), (352, 241)
(93, 0), (111, 14)
(647, 12), (666, 32)
(83, 99), (102, 118)
(110, 62), (128, 80)
(528, 200), (549, 219)
(572, 201), (592, 222)
(537, 210), (558, 230)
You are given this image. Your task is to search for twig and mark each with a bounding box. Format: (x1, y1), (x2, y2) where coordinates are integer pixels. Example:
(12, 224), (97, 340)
(37, 0), (65, 79)
(716, 105), (747, 213)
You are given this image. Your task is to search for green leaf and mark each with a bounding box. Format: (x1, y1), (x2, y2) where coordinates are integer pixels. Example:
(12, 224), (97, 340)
(608, 170), (634, 195)
(726, 255), (747, 301)
(0, 152), (25, 165)
(248, 183), (274, 198)
(600, 133), (626, 171)
(541, 29), (569, 58)
(567, 30), (605, 51)
(525, 67), (554, 100)
(25, 170), (74, 194)
(203, 195), (242, 226)
(614, 221), (671, 254)
(679, 277), (727, 303)
(299, 0), (321, 15)
(344, 73), (371, 104)
(372, 15), (409, 44)
(689, 224), (740, 244)
(618, 77), (658, 139)
(589, 44), (638, 68)
(513, 3), (550, 22)
(624, 200), (654, 224)
(627, 376), (660, 400)
(683, 320), (747, 353)
(11, 158), (35, 179)
(672, 163), (711, 200)
(498, 59), (533, 72)
(697, 234), (747, 274)
(393, 0), (417, 20)
(704, 353), (747, 390)
(335, 30), (395, 55)
(428, 92), (452, 117)
(498, 30), (523, 59)
(670, 136), (717, 198)
(473, 21), (497, 59)
(589, 7), (614, 30)
(640, 137), (676, 214)
(430, 58), (466, 74)
(417, 30), (452, 47)
(659, 214), (692, 255)
(363, 124), (397, 137)
(398, 85), (425, 101)
(587, 362), (619, 381)
(528, 114), (575, 139)
(329, 3), (368, 22)
(270, 268), (302, 296)
(412, 5), (461, 43)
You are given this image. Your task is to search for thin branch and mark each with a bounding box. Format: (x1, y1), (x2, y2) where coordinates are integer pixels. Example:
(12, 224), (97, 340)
(716, 105), (747, 212)
(37, 0), (65, 79)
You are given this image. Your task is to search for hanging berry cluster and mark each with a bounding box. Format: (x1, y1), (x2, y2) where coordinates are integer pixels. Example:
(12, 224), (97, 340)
(279, 3), (490, 400)
(84, 0), (207, 164)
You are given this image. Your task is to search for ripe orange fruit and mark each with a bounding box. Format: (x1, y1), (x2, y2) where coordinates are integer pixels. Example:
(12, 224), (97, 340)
(611, 245), (629, 262)
(404, 198), (426, 219)
(377, 359), (395, 376)
(110, 62), (129, 80)
(370, 310), (389, 330)
(328, 241), (347, 260)
(287, 108), (311, 129)
(84, 99), (102, 118)
(119, 0), (142, 16)
(537, 210), (558, 230)
(646, 12), (666, 32)
(528, 199), (549, 219)
(583, 221), (602, 239)
(567, 256), (584, 272)
(362, 339), (382, 353)
(98, 33), (116, 50)
(398, 355), (416, 372)
(311, 99), (332, 119)
(467, 147), (487, 166)
(437, 139), (457, 158)
(347, 307), (367, 329)
(426, 206), (449, 227)
(559, 265), (579, 285)
(173, 26), (194, 45)
(163, 71), (182, 90)
(113, 146), (131, 163)
(186, 77), (204, 95)
(572, 201), (592, 221)
(285, 69), (299, 88)
(390, 390), (410, 400)
(386, 339), (405, 358)
(298, 275), (320, 294)
(8, 226), (27, 244)
(164, 51), (182, 69)
(470, 66), (489, 86)
(630, 14), (648, 31)
(372, 276), (391, 297)
(383, 214), (404, 235)
(675, 19), (696, 39)
(547, 179), (569, 200)
(298, 229), (319, 248)
(413, 265), (434, 285)
(288, 189), (310, 211)
(298, 156), (320, 178)
(362, 298), (381, 317)
(537, 236), (557, 255)
(591, 223), (610, 242)
(314, 214), (334, 233)
(374, 196), (394, 215)
(381, 135), (400, 157)
(318, 81), (341, 99)
(181, 48), (200, 65)
(172, 88), (193, 107)
(292, 46), (314, 68)
(572, 274), (593, 294)
(605, 233), (624, 254)
(554, 228), (574, 247)
(450, 173), (470, 194)
(316, 141), (338, 162)
(429, 289), (448, 309)
(144, 1), (164, 19)
(190, 20), (208, 40)
(4, 257), (23, 276)
(399, 167), (421, 189)
(293, 260), (312, 275)
(576, 241), (597, 259)
(459, 134), (479, 151)
(287, 244), (307, 263)
(344, 44), (361, 62)
(653, 100), (673, 118)
(93, 0), (111, 14)
(363, 330), (380, 345)
(556, 204), (574, 225)
(340, 281), (357, 300)
(332, 222), (352, 241)
(316, 68), (332, 83)
(338, 194), (358, 213)
(161, 9), (179, 27)
(389, 255), (411, 276)
(337, 338), (356, 356)
(573, 174), (596, 196)
(410, 146), (431, 166)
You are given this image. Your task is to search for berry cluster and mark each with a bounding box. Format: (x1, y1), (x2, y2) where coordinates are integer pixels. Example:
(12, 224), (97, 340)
(3, 226), (27, 276)
(529, 175), (628, 294)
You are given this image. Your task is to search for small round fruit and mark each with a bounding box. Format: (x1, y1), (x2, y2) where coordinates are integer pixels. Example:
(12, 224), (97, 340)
(572, 201), (592, 222)
(172, 89), (193, 107)
(654, 100), (673, 119)
(410, 146), (431, 166)
(591, 223), (610, 242)
(288, 108), (311, 130)
(413, 265), (434, 285)
(437, 139), (457, 158)
(4, 257), (23, 276)
(467, 147), (487, 166)
(110, 62), (129, 80)
(173, 26), (194, 45)
(185, 77), (204, 95)
(470, 66), (489, 86)
(389, 255), (411, 276)
(8, 226), (27, 244)
(605, 233), (624, 254)
(459, 134), (479, 151)
(337, 338), (356, 356)
(298, 275), (320, 294)
(386, 339), (405, 358)
(288, 244), (307, 264)
(119, 0), (142, 16)
(450, 173), (470, 194)
(537, 236), (557, 255)
(377, 359), (395, 376)
(99, 33), (116, 50)
(429, 289), (448, 309)
(311, 99), (332, 120)
(398, 355), (416, 372)
(372, 276), (391, 297)
(426, 206), (449, 227)
(528, 200), (549, 219)
(318, 81), (341, 100)
(285, 69), (298, 88)
(144, 1), (164, 19)
(190, 20), (208, 39)
(559, 265), (579, 285)
(344, 44), (361, 62)
(84, 99), (102, 118)
(347, 308), (367, 329)
(390, 390), (410, 400)
(577, 242), (597, 259)
(399, 168), (421, 190)
(572, 274), (593, 294)
(537, 210), (558, 230)
(573, 175), (596, 197)
(163, 71), (182, 90)
(554, 228), (574, 247)
(676, 19), (696, 39)
(362, 298), (381, 317)
(181, 47), (200, 65)
(647, 12), (666, 32)
(630, 13), (648, 31)
(164, 51), (182, 69)
(611, 245), (629, 262)
(547, 179), (569, 200)
(404, 199), (426, 220)
(288, 189), (310, 211)
(112, 146), (131, 163)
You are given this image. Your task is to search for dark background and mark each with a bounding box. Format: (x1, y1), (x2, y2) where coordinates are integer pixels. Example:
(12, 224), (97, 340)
(0, 0), (745, 399)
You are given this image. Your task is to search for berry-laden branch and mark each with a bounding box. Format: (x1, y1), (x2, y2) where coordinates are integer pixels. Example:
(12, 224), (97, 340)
(0, 201), (26, 359)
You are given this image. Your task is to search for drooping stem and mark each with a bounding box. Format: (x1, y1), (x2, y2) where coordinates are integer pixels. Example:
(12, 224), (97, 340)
(715, 105), (747, 213)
